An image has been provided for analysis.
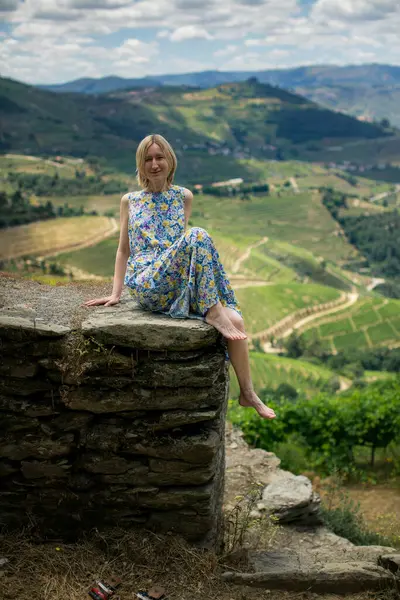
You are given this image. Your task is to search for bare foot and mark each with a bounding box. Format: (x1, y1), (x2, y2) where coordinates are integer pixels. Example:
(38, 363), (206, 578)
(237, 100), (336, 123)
(205, 304), (247, 340)
(239, 389), (276, 420)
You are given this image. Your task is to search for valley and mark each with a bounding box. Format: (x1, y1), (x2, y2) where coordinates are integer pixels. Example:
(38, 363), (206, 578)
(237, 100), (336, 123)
(1, 76), (400, 534)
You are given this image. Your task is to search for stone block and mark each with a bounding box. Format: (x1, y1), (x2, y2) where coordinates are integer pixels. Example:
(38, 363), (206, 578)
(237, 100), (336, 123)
(50, 412), (94, 432)
(63, 379), (226, 413)
(135, 484), (215, 511)
(0, 315), (70, 339)
(80, 453), (142, 475)
(0, 394), (60, 417)
(147, 510), (214, 542)
(83, 423), (126, 453)
(82, 310), (219, 351)
(0, 339), (64, 358)
(0, 357), (39, 378)
(222, 559), (396, 594)
(124, 429), (220, 464)
(259, 470), (321, 524)
(21, 461), (70, 479)
(1, 414), (39, 433)
(0, 433), (74, 460)
(0, 377), (54, 396)
(143, 409), (219, 431)
(133, 353), (225, 387)
(0, 461), (19, 477)
(148, 457), (217, 486)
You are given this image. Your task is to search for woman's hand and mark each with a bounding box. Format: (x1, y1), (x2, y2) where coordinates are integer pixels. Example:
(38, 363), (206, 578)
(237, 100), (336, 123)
(82, 294), (121, 308)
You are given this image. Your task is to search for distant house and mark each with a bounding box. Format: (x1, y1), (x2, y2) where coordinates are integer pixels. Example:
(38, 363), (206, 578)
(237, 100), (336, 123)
(211, 178), (244, 188)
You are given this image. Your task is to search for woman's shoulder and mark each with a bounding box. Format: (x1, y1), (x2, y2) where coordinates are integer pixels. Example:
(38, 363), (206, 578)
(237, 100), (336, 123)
(171, 185), (192, 200)
(122, 190), (144, 202)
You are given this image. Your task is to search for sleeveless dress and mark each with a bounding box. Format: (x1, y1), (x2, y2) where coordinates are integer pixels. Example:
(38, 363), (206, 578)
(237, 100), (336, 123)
(124, 185), (241, 319)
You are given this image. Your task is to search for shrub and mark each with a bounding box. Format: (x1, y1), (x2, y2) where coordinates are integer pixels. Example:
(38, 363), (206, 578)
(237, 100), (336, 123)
(320, 478), (391, 546)
(230, 379), (400, 474)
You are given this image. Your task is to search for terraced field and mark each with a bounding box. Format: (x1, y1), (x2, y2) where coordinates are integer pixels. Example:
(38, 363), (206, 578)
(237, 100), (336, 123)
(193, 190), (358, 262)
(229, 352), (343, 399)
(45, 193), (122, 214)
(245, 239), (353, 290)
(297, 172), (392, 197)
(300, 296), (400, 351)
(1, 154), (85, 179)
(0, 216), (116, 260)
(54, 232), (120, 277)
(236, 283), (341, 335)
(241, 249), (296, 284)
(53, 230), (253, 278)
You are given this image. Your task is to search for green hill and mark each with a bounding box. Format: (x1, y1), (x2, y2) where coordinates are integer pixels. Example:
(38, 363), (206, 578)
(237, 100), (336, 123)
(297, 84), (400, 129)
(228, 352), (344, 399)
(0, 76), (393, 179)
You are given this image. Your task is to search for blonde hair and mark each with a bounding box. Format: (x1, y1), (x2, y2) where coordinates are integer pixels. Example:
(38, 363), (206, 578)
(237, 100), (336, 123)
(136, 134), (177, 190)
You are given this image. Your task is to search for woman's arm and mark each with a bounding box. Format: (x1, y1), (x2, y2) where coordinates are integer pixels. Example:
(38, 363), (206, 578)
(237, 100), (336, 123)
(110, 194), (130, 298)
(183, 187), (193, 231)
(83, 194), (130, 307)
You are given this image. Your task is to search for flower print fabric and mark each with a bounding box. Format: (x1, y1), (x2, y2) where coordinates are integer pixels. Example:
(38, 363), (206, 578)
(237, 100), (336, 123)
(124, 185), (241, 319)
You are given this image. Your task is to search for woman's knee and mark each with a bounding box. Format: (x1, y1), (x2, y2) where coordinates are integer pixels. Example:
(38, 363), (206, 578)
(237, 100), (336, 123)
(185, 227), (212, 246)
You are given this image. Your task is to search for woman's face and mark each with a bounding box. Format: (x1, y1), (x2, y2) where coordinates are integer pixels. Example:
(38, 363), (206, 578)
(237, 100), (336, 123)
(144, 143), (169, 186)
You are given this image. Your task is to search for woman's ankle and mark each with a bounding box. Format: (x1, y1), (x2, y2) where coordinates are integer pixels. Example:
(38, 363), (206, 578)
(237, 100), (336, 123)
(239, 385), (254, 395)
(206, 301), (222, 316)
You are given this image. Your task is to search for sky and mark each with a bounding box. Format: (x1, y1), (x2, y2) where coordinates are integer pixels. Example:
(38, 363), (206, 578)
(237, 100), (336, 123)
(1, 0), (399, 85)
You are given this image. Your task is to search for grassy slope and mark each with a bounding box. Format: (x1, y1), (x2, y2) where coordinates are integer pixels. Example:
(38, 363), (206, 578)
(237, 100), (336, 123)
(236, 283), (341, 334)
(229, 352), (340, 398)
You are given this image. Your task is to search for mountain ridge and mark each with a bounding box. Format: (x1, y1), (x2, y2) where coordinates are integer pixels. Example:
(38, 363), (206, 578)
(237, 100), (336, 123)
(38, 64), (400, 127)
(38, 64), (400, 93)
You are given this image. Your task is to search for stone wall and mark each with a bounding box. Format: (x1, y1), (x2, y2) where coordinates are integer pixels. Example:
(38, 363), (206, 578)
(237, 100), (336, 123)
(0, 282), (228, 548)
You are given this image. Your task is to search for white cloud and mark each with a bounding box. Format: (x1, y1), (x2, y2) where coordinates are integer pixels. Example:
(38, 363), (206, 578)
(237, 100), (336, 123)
(1, 0), (399, 83)
(0, 30), (159, 83)
(245, 38), (267, 46)
(65, 0), (133, 8)
(214, 44), (237, 58)
(169, 25), (213, 42)
(0, 0), (20, 11)
(312, 0), (399, 23)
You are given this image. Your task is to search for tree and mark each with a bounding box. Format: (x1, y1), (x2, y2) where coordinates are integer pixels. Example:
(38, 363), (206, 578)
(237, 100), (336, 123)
(0, 191), (8, 209)
(285, 332), (305, 358)
(11, 189), (25, 208)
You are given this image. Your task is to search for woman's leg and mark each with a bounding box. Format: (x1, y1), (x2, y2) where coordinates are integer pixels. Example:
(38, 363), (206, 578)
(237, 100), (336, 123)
(223, 308), (276, 420)
(177, 227), (246, 340)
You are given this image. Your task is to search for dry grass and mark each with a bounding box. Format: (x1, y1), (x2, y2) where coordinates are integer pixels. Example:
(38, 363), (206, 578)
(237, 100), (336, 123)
(346, 484), (400, 547)
(0, 216), (114, 260)
(0, 525), (398, 600)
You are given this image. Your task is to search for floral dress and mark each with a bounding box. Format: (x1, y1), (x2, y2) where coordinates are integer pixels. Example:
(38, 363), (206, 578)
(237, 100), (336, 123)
(124, 185), (241, 319)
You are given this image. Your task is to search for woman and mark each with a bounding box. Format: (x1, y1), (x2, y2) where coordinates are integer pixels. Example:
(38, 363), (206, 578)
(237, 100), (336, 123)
(84, 134), (275, 420)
